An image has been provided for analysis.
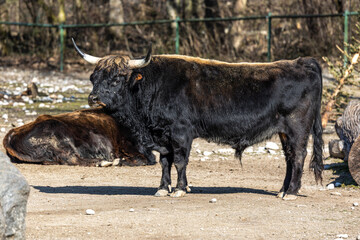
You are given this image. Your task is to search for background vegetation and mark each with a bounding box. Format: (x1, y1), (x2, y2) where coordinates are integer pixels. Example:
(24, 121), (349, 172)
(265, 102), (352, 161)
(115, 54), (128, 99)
(0, 0), (359, 67)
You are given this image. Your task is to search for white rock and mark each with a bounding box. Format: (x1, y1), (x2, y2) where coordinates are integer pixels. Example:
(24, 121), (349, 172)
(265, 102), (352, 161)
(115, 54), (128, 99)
(217, 148), (235, 155)
(203, 151), (212, 156)
(330, 192), (341, 196)
(265, 142), (279, 150)
(17, 119), (23, 123)
(80, 105), (91, 109)
(209, 198), (217, 203)
(257, 147), (266, 154)
(195, 149), (202, 154)
(2, 114), (8, 119)
(326, 183), (335, 190)
(112, 158), (120, 166)
(244, 147), (253, 153)
(100, 161), (112, 167)
(129, 208), (135, 212)
(39, 103), (45, 108)
(0, 128), (5, 132)
(336, 234), (348, 238)
(85, 209), (95, 215)
(28, 100), (34, 104)
(200, 157), (209, 162)
(353, 202), (359, 207)
(268, 149), (276, 155)
(335, 182), (342, 187)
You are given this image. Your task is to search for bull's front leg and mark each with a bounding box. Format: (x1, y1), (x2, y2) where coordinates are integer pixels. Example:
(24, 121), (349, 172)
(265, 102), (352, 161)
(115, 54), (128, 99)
(154, 153), (174, 197)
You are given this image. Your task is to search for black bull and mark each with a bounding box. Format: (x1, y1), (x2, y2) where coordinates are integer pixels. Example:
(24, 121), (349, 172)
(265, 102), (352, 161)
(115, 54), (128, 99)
(74, 40), (323, 200)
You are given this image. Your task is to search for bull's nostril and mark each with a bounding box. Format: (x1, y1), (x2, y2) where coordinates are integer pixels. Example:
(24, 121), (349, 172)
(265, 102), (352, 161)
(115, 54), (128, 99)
(88, 94), (99, 106)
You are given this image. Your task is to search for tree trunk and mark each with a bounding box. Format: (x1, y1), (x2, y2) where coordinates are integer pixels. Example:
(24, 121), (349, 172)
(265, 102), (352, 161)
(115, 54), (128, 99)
(109, 0), (124, 39)
(230, 0), (247, 51)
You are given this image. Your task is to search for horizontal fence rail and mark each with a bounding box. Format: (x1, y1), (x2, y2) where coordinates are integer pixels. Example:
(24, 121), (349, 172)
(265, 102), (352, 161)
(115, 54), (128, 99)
(1, 12), (359, 71)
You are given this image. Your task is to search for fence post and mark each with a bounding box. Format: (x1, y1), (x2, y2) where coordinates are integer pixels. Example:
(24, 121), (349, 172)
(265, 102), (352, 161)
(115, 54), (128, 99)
(59, 24), (64, 72)
(343, 10), (349, 67)
(175, 17), (180, 54)
(267, 12), (272, 62)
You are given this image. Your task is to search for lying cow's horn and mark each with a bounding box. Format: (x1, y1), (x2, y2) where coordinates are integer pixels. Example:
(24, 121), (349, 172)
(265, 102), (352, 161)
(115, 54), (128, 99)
(128, 44), (152, 69)
(72, 38), (101, 65)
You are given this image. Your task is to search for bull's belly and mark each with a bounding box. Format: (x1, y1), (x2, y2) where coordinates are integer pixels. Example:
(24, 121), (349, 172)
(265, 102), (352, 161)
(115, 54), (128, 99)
(197, 123), (280, 148)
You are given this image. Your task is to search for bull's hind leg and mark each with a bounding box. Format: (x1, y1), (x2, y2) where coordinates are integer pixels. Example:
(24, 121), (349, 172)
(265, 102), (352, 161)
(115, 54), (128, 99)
(277, 133), (292, 198)
(281, 122), (313, 200)
(155, 153), (174, 197)
(170, 135), (193, 198)
(282, 135), (308, 201)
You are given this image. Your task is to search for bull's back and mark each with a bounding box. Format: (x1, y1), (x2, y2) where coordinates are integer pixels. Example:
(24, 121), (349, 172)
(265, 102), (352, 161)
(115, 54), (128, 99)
(156, 56), (322, 144)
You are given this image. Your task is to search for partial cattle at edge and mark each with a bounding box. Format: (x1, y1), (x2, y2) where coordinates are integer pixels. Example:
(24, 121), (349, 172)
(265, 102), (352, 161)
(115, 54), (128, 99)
(3, 108), (153, 166)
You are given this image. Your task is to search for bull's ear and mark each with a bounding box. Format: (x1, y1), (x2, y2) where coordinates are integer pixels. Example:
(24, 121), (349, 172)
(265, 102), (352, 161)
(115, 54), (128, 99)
(130, 72), (144, 87)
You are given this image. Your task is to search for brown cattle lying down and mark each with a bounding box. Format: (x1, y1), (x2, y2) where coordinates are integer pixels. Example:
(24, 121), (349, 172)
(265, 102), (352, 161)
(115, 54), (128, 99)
(3, 108), (154, 166)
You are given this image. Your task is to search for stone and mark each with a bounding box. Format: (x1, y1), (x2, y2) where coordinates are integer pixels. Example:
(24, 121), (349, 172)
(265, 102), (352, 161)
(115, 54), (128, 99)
(203, 151), (212, 156)
(100, 161), (112, 167)
(265, 142), (279, 150)
(209, 198), (217, 203)
(112, 158), (120, 166)
(129, 208), (135, 212)
(330, 192), (342, 196)
(353, 202), (359, 207)
(336, 234), (348, 239)
(216, 148), (235, 155)
(0, 151), (30, 239)
(329, 139), (345, 159)
(85, 209), (95, 215)
(326, 183), (335, 190)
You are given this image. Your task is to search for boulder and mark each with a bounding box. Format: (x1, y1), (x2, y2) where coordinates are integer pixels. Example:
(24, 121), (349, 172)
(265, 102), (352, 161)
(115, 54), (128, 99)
(0, 151), (30, 239)
(329, 139), (345, 159)
(335, 100), (360, 161)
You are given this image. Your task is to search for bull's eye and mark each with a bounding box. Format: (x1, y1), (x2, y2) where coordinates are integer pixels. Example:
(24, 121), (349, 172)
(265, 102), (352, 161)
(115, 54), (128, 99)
(111, 77), (121, 86)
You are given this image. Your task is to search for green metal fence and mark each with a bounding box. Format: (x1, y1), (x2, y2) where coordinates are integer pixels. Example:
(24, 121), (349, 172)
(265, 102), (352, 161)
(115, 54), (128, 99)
(1, 11), (359, 71)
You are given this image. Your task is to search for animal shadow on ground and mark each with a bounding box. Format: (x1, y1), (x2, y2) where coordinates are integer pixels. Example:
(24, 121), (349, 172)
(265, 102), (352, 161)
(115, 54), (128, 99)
(324, 159), (358, 186)
(32, 185), (277, 196)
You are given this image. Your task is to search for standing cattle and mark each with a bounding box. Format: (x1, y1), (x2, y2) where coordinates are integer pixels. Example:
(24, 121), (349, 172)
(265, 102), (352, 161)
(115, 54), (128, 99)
(73, 39), (323, 200)
(3, 108), (154, 166)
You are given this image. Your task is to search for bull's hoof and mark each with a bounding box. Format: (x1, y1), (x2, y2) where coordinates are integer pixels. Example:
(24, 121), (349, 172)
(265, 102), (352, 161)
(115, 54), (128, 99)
(186, 186), (191, 193)
(170, 190), (186, 198)
(282, 194), (297, 201)
(154, 189), (169, 197)
(277, 191), (284, 198)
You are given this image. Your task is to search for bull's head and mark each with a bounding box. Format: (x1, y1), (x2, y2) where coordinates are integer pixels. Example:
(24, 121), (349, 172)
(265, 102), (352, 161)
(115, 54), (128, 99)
(72, 38), (152, 110)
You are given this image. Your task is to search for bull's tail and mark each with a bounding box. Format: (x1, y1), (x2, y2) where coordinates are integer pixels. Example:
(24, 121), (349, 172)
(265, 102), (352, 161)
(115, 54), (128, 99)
(309, 60), (324, 183)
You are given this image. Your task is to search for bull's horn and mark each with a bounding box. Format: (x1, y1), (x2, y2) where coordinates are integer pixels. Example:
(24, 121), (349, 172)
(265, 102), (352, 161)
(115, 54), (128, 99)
(72, 38), (101, 65)
(128, 44), (152, 69)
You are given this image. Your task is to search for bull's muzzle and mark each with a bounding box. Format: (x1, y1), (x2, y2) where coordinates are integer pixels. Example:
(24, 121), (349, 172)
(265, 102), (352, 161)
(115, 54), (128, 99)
(88, 94), (106, 107)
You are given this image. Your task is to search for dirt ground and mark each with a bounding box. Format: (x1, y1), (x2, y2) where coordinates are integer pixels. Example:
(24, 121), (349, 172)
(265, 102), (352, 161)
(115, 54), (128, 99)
(1, 67), (360, 239)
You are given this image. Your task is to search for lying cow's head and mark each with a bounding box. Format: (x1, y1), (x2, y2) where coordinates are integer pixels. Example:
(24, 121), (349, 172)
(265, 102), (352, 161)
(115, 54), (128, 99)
(72, 38), (152, 111)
